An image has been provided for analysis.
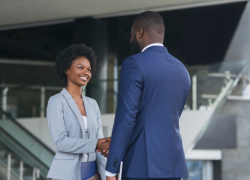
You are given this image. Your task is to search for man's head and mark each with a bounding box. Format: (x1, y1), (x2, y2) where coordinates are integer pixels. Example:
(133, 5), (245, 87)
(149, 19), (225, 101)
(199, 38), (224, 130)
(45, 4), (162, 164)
(131, 11), (165, 55)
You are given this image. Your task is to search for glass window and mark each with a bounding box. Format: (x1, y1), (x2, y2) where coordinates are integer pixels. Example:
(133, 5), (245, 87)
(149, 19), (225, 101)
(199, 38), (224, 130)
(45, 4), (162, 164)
(183, 161), (202, 180)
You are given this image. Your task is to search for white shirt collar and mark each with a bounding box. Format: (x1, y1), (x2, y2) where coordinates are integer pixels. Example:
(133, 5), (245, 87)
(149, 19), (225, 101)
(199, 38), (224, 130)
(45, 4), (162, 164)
(142, 43), (164, 52)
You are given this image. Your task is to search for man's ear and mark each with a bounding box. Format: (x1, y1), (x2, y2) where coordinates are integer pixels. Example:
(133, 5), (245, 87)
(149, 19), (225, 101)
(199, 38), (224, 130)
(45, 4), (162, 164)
(137, 28), (144, 39)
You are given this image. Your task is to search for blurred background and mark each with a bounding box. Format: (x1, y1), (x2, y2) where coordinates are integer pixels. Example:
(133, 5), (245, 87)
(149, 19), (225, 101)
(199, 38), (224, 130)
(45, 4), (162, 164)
(0, 0), (250, 179)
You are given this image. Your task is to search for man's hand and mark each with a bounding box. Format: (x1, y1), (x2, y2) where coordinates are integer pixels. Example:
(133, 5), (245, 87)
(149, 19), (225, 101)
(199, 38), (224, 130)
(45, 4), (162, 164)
(96, 137), (111, 157)
(106, 176), (117, 180)
(102, 137), (111, 143)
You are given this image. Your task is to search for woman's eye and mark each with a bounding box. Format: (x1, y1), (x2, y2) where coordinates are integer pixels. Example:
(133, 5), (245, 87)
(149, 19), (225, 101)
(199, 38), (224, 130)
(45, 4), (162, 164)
(78, 67), (83, 69)
(88, 69), (91, 72)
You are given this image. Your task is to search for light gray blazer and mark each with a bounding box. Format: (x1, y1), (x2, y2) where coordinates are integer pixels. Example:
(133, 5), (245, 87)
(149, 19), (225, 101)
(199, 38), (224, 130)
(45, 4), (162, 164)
(47, 88), (106, 180)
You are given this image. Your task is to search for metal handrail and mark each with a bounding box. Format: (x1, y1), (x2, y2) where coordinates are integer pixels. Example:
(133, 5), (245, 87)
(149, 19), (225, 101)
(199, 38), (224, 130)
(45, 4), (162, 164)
(0, 108), (54, 155)
(0, 127), (48, 179)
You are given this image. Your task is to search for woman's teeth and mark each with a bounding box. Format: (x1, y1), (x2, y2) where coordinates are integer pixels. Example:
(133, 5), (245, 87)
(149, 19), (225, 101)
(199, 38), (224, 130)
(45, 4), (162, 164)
(80, 77), (87, 81)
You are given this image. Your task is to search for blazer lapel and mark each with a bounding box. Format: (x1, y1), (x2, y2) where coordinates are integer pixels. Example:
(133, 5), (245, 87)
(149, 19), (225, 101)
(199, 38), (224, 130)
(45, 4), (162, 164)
(82, 95), (96, 139)
(60, 88), (86, 137)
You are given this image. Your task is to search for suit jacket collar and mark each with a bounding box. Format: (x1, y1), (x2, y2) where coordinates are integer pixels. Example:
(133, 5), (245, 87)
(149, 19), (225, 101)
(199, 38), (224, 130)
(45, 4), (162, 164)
(60, 88), (95, 138)
(143, 46), (169, 53)
(142, 43), (163, 52)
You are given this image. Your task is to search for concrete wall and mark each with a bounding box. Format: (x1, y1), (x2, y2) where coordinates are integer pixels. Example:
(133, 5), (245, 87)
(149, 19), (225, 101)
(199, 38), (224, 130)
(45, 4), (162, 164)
(218, 100), (250, 180)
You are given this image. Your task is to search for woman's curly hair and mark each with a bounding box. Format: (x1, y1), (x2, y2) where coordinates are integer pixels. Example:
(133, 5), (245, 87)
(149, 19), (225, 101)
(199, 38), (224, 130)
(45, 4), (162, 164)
(55, 44), (97, 84)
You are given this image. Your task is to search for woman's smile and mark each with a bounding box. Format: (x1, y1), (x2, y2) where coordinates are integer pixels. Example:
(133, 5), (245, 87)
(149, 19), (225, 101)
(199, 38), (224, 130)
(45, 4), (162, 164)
(80, 76), (88, 82)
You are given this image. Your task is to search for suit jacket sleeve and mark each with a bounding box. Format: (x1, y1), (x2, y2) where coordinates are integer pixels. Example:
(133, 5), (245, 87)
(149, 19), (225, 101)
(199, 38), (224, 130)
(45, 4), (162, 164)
(47, 96), (98, 154)
(94, 100), (107, 180)
(106, 57), (143, 173)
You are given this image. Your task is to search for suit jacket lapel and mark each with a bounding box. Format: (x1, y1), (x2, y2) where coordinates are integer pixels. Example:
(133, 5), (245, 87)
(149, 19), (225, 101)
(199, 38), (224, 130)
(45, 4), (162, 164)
(60, 88), (86, 137)
(82, 95), (95, 139)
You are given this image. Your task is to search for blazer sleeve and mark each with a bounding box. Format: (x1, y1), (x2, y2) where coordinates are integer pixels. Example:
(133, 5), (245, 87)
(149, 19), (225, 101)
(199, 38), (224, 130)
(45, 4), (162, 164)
(47, 96), (98, 154)
(94, 100), (107, 180)
(106, 57), (143, 173)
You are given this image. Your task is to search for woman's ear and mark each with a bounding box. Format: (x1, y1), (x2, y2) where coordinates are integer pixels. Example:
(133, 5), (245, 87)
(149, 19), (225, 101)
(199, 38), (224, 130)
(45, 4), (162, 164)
(65, 69), (69, 75)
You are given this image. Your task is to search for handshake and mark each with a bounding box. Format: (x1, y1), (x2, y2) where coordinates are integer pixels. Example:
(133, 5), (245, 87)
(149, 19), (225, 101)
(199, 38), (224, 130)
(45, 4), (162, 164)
(96, 137), (111, 157)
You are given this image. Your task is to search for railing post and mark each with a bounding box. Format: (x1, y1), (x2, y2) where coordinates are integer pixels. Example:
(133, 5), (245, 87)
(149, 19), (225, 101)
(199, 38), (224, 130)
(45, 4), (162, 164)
(7, 153), (11, 180)
(19, 161), (23, 180)
(36, 169), (40, 179)
(32, 168), (36, 180)
(2, 87), (8, 119)
(32, 168), (40, 180)
(208, 71), (233, 110)
(40, 87), (45, 118)
(192, 75), (197, 110)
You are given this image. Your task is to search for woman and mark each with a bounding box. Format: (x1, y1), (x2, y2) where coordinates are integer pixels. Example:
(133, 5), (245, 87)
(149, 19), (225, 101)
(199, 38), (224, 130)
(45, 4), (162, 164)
(47, 44), (108, 180)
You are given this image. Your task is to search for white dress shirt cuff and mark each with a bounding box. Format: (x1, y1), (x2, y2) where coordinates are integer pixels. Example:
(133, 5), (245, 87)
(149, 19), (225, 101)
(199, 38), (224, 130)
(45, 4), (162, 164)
(105, 170), (117, 177)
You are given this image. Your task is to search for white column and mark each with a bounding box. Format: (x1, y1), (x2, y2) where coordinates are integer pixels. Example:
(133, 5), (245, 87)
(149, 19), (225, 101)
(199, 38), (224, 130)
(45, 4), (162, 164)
(113, 58), (118, 112)
(192, 75), (197, 110)
(202, 160), (213, 180)
(40, 87), (45, 118)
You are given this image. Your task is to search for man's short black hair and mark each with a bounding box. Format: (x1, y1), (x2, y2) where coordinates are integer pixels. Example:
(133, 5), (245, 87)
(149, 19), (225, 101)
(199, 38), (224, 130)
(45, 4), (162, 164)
(133, 11), (165, 34)
(55, 44), (97, 84)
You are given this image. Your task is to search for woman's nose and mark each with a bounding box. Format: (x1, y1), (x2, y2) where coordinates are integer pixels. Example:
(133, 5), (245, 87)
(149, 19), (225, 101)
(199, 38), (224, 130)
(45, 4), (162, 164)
(82, 68), (89, 75)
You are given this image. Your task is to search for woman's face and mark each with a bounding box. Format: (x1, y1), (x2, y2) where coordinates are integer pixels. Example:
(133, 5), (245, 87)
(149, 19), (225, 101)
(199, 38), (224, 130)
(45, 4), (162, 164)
(65, 57), (92, 87)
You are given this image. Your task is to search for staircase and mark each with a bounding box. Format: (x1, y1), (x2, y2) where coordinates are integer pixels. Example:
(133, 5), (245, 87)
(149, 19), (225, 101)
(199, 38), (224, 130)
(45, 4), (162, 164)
(0, 109), (54, 180)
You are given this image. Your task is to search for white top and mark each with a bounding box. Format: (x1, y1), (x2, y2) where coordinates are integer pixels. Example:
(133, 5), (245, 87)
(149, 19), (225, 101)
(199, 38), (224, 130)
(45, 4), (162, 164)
(82, 116), (88, 131)
(105, 43), (164, 177)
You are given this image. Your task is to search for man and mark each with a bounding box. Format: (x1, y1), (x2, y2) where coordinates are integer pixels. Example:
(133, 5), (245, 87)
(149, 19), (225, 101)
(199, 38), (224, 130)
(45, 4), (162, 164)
(105, 11), (190, 180)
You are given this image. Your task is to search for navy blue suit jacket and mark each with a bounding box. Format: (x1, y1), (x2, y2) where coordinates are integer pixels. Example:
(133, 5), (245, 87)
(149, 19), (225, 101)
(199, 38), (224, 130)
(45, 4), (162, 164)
(106, 46), (190, 178)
